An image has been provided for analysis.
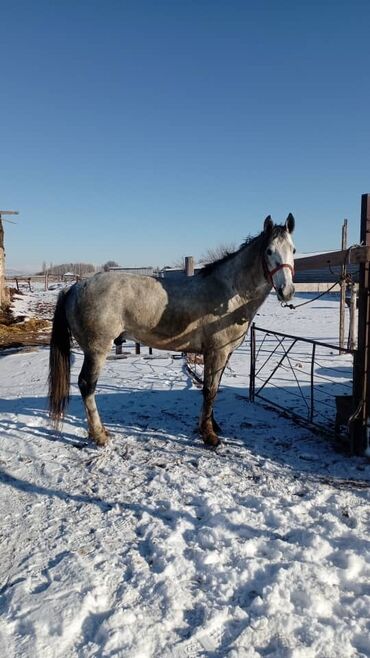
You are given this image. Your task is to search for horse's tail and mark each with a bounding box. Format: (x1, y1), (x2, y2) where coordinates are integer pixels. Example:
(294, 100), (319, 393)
(48, 289), (72, 428)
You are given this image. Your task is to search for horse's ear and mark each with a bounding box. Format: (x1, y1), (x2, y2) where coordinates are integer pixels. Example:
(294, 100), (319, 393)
(263, 215), (273, 234)
(285, 213), (295, 233)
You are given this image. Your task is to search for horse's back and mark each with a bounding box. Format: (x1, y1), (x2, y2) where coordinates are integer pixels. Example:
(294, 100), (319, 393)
(63, 270), (244, 354)
(64, 271), (176, 349)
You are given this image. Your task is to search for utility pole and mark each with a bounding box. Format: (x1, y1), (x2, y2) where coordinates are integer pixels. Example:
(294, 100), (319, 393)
(0, 210), (19, 307)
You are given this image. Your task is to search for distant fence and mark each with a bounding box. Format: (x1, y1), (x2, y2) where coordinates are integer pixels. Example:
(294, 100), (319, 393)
(5, 273), (81, 292)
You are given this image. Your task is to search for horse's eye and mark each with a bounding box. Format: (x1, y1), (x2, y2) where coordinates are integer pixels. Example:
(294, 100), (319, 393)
(266, 248), (272, 256)
(293, 248), (296, 254)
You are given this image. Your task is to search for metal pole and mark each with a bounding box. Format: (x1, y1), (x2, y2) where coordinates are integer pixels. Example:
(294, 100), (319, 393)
(310, 343), (316, 423)
(339, 219), (348, 353)
(249, 323), (256, 402)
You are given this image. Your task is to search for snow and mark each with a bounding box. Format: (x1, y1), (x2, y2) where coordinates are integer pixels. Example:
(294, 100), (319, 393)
(1, 287), (370, 657)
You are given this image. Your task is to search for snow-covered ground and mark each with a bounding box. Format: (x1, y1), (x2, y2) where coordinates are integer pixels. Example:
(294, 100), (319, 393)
(1, 288), (370, 658)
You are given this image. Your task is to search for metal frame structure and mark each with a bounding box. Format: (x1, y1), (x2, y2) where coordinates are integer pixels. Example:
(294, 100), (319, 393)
(249, 324), (354, 433)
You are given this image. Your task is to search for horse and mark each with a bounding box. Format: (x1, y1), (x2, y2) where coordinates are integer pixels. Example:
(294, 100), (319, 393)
(48, 214), (295, 447)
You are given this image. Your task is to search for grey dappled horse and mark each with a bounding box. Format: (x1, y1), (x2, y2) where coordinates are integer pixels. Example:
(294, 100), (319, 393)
(49, 215), (295, 447)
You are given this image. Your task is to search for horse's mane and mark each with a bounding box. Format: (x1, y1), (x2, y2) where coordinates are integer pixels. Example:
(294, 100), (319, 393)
(198, 225), (288, 277)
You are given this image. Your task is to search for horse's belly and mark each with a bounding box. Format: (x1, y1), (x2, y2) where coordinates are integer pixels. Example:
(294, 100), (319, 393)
(132, 331), (202, 354)
(123, 318), (202, 353)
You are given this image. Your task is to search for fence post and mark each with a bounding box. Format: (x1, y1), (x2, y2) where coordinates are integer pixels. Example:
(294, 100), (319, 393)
(339, 219), (348, 353)
(351, 193), (370, 455)
(310, 343), (316, 422)
(0, 217), (4, 307)
(348, 285), (357, 351)
(185, 256), (194, 276)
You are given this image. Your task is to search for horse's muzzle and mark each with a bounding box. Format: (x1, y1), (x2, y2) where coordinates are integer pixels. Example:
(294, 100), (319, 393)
(277, 284), (295, 302)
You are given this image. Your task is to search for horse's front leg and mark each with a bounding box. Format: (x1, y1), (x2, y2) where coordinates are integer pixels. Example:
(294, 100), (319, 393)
(200, 349), (230, 447)
(78, 350), (110, 446)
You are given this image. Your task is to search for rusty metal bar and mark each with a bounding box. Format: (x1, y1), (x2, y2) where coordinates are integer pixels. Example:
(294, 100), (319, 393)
(255, 333), (289, 378)
(255, 338), (297, 397)
(249, 323), (256, 401)
(310, 343), (316, 422)
(253, 325), (355, 354)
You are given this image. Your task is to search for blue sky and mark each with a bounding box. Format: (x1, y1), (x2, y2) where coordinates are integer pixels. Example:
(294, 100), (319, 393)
(1, 0), (369, 271)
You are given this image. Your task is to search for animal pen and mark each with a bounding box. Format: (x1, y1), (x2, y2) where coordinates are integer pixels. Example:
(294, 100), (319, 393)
(249, 193), (370, 456)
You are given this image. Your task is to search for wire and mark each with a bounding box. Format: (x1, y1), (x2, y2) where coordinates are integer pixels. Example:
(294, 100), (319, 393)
(283, 244), (361, 311)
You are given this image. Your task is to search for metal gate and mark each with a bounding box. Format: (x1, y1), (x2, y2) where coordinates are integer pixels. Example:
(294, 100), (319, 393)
(249, 323), (355, 435)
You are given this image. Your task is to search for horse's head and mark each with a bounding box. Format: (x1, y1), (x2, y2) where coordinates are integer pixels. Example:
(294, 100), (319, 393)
(263, 214), (296, 302)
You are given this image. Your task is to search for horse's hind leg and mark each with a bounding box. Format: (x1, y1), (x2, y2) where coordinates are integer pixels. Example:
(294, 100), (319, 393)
(212, 412), (222, 434)
(200, 349), (229, 447)
(78, 350), (109, 446)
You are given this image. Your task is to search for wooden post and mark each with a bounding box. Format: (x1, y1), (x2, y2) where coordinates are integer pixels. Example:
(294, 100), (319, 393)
(135, 342), (141, 355)
(185, 256), (194, 276)
(351, 194), (370, 455)
(0, 217), (5, 307)
(0, 210), (19, 307)
(348, 284), (357, 351)
(339, 219), (348, 353)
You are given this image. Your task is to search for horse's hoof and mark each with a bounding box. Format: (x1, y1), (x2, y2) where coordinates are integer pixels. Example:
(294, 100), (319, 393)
(89, 430), (110, 447)
(202, 432), (221, 448)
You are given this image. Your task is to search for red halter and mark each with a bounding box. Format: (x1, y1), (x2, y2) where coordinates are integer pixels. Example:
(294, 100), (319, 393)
(263, 260), (295, 286)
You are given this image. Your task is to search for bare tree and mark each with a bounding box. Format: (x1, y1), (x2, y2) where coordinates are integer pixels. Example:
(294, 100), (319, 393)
(37, 263), (96, 276)
(102, 260), (119, 272)
(199, 242), (237, 265)
(171, 256), (185, 269)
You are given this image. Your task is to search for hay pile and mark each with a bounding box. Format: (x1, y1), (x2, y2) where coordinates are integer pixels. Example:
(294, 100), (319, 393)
(0, 290), (52, 349)
(0, 316), (52, 349)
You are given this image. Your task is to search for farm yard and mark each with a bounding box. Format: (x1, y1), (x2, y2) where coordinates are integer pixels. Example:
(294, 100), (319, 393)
(2, 0), (370, 655)
(1, 285), (370, 658)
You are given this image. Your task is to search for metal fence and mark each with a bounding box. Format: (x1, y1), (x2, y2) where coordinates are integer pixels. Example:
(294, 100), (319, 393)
(249, 323), (355, 435)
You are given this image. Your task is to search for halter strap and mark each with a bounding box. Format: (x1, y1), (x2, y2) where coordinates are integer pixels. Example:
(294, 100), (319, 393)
(263, 260), (295, 285)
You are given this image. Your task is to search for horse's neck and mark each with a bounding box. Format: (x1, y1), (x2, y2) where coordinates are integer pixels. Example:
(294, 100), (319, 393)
(227, 239), (270, 301)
